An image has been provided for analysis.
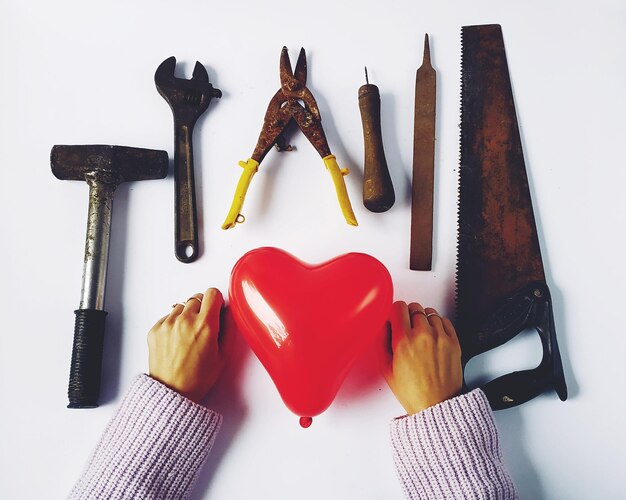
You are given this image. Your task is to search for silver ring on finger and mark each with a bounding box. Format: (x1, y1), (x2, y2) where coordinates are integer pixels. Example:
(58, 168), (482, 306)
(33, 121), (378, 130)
(187, 296), (202, 305)
(426, 312), (441, 319)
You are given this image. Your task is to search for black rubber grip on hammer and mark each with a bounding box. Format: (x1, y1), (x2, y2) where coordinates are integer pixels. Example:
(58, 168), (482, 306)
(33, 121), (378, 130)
(67, 309), (107, 409)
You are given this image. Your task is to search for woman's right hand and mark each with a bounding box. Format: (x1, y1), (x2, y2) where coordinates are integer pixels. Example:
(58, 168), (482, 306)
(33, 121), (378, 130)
(148, 288), (226, 404)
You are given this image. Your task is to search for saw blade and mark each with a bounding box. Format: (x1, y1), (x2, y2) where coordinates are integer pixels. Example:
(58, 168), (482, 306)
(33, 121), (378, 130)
(456, 24), (546, 358)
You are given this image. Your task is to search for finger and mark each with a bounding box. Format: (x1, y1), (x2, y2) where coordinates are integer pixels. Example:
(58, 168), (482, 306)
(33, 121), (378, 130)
(168, 303), (185, 320)
(377, 321), (393, 381)
(390, 301), (410, 352)
(183, 293), (204, 314)
(200, 290), (225, 348)
(441, 316), (459, 342)
(424, 307), (446, 337)
(217, 308), (249, 381)
(219, 306), (236, 352)
(200, 288), (224, 322)
(407, 302), (428, 332)
(153, 312), (171, 329)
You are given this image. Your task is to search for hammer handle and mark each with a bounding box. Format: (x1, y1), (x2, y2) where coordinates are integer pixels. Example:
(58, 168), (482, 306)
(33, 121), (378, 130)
(174, 124), (199, 263)
(359, 84), (395, 213)
(67, 309), (107, 408)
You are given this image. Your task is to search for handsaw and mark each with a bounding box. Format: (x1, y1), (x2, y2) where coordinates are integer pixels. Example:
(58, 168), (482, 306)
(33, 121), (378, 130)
(456, 24), (567, 410)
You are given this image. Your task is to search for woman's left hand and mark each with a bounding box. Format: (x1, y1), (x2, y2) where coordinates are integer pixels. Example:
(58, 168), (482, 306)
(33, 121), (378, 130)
(381, 301), (463, 415)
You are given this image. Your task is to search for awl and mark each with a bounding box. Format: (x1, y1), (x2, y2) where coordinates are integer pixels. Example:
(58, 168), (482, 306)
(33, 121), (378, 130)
(359, 68), (395, 212)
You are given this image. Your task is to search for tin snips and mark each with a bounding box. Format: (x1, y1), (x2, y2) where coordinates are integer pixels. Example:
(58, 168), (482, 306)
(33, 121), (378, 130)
(222, 47), (358, 229)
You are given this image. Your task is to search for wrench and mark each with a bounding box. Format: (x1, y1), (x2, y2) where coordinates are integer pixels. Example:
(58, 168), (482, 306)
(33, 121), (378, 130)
(155, 56), (221, 262)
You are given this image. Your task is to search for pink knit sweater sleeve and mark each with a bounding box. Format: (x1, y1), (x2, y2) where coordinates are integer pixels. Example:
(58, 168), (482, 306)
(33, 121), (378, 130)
(390, 389), (518, 500)
(69, 374), (222, 500)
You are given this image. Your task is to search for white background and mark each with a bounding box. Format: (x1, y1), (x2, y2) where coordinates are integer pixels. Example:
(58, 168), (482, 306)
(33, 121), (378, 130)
(1, 1), (625, 498)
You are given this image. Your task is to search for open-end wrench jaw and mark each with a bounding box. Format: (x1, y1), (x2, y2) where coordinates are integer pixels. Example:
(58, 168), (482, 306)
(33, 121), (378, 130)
(192, 61), (210, 83)
(154, 56), (177, 85)
(155, 56), (222, 125)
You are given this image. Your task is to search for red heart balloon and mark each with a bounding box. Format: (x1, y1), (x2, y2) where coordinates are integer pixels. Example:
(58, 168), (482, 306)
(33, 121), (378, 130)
(229, 247), (393, 423)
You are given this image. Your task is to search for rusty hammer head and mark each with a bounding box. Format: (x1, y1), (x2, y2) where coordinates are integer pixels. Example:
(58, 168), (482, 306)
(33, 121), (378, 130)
(51, 145), (168, 186)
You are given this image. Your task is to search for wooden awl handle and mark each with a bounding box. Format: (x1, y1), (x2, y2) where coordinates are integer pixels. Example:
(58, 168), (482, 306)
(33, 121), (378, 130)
(359, 81), (395, 213)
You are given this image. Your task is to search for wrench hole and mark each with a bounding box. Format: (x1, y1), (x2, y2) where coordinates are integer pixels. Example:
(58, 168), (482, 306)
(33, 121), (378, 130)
(176, 242), (197, 262)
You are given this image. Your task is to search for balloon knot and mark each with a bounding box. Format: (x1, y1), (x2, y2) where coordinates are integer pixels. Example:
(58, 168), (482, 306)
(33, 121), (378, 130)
(299, 416), (313, 428)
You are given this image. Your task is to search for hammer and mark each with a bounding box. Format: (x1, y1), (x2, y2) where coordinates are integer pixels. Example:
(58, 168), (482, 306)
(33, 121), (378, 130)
(51, 145), (168, 408)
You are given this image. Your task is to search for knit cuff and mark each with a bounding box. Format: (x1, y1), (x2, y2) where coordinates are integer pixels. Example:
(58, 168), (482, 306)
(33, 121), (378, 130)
(69, 374), (222, 500)
(390, 389), (517, 500)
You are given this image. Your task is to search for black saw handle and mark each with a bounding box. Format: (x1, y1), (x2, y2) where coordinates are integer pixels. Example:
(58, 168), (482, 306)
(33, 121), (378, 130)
(67, 309), (107, 408)
(464, 282), (568, 410)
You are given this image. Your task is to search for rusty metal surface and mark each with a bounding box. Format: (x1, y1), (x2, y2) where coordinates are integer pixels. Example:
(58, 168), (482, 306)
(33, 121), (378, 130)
(52, 144), (169, 408)
(251, 47), (331, 162)
(456, 25), (568, 410)
(457, 25), (546, 348)
(51, 145), (168, 185)
(154, 57), (222, 128)
(51, 144), (168, 309)
(155, 57), (221, 262)
(410, 34), (437, 271)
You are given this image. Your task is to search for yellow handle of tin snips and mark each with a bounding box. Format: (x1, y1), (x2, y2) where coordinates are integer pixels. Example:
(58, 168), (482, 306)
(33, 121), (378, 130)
(222, 158), (259, 229)
(323, 155), (358, 226)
